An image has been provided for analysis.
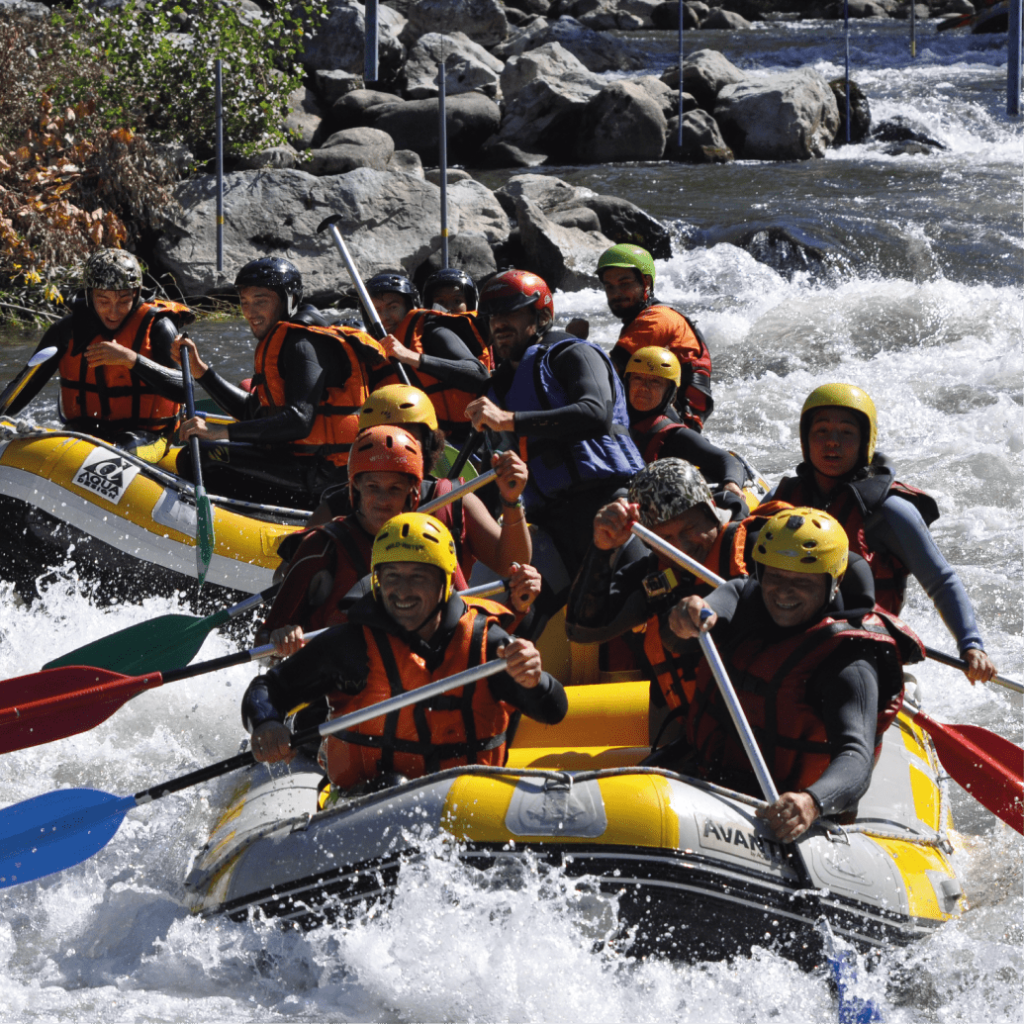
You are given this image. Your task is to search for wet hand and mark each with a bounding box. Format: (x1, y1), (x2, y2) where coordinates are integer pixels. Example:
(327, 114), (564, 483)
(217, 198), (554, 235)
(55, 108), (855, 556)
(380, 333), (421, 367)
(250, 720), (295, 764)
(499, 637), (542, 688)
(492, 449), (527, 504)
(507, 562), (541, 613)
(84, 340), (136, 369)
(466, 395), (514, 434)
(179, 416), (228, 442)
(723, 481), (744, 498)
(668, 595), (715, 639)
(565, 317), (590, 340)
(593, 497), (639, 550)
(756, 791), (819, 843)
(963, 648), (997, 685)
(170, 334), (208, 377)
(271, 624), (307, 658)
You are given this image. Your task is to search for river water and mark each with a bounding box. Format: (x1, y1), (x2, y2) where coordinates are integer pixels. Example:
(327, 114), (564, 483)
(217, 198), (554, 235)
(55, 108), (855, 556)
(0, 18), (1020, 1023)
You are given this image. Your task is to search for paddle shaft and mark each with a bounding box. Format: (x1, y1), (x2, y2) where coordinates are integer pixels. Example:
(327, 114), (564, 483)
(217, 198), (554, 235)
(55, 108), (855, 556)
(460, 578), (508, 600)
(419, 468), (497, 514)
(924, 646), (1022, 694)
(181, 346), (215, 583)
(448, 430), (484, 479)
(0, 346), (58, 414)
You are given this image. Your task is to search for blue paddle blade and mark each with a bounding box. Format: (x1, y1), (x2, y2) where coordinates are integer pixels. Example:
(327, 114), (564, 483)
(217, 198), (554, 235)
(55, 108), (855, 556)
(0, 788), (135, 889)
(818, 919), (884, 1023)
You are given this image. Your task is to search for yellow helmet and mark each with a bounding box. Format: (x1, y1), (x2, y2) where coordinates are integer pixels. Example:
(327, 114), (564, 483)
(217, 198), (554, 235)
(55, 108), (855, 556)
(624, 346), (682, 387)
(371, 512), (458, 602)
(800, 383), (877, 464)
(359, 384), (439, 432)
(752, 506), (848, 597)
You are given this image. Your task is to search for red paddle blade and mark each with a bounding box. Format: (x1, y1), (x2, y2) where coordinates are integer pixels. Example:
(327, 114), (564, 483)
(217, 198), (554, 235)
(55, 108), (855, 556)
(0, 666), (163, 755)
(910, 708), (1024, 834)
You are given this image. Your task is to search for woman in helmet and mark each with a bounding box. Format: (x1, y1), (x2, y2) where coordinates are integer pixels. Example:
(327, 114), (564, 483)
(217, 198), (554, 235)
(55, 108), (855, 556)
(6, 249), (193, 458)
(175, 257), (387, 508)
(765, 383), (997, 685)
(624, 346), (747, 515)
(669, 507), (924, 843)
(244, 513), (567, 791)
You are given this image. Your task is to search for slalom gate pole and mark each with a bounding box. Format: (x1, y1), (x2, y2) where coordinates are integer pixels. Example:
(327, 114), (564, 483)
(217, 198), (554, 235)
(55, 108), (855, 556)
(844, 0), (851, 143)
(215, 59), (224, 273)
(677, 0), (684, 151)
(439, 61), (449, 268)
(365, 0), (379, 83)
(1010, 0), (1022, 117)
(910, 0), (917, 58)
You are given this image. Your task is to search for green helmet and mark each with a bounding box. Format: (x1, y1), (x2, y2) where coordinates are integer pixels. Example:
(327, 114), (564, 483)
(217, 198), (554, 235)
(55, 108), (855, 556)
(597, 244), (656, 288)
(82, 249), (143, 291)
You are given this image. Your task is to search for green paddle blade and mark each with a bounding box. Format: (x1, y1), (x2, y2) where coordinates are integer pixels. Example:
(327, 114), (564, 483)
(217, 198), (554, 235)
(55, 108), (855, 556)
(195, 485), (216, 587)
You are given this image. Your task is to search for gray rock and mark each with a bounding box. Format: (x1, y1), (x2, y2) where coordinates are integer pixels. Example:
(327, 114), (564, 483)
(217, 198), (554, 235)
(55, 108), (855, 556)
(497, 70), (603, 155)
(0, 0), (50, 20)
(234, 144), (299, 171)
(446, 179), (512, 244)
(663, 49), (748, 114)
(828, 77), (871, 144)
(308, 128), (395, 174)
(415, 233), (498, 286)
(633, 75), (694, 122)
(494, 173), (589, 217)
(824, 0), (890, 15)
(476, 136), (549, 168)
(549, 206), (602, 231)
(575, 81), (668, 163)
(651, 0), (702, 28)
(870, 115), (946, 153)
(424, 167), (474, 185)
(303, 1), (407, 86)
(327, 89), (405, 133)
(401, 32), (504, 100)
(315, 69), (364, 106)
(155, 167), (509, 298)
(506, 0), (552, 14)
(285, 86), (323, 152)
(702, 8), (752, 28)
(388, 148), (426, 176)
(492, 16), (551, 59)
(514, 196), (613, 291)
(572, 0), (660, 30)
(665, 109), (734, 162)
(372, 92), (502, 163)
(499, 40), (603, 98)
(715, 69), (840, 160)
(540, 16), (647, 71)
(403, 0), (508, 48)
(585, 194), (671, 257)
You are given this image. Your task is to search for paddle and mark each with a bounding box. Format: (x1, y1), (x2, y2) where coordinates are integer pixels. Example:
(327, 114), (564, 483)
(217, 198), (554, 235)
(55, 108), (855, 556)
(0, 657), (508, 890)
(922, 646), (1023, 695)
(631, 522), (1024, 835)
(181, 346), (215, 585)
(418, 468), (497, 514)
(447, 429), (484, 480)
(317, 214), (411, 386)
(0, 630), (325, 756)
(42, 585), (280, 674)
(0, 346), (58, 415)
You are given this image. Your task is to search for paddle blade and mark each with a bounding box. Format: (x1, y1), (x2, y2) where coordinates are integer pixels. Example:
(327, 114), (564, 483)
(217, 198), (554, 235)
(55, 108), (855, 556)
(0, 788), (134, 888)
(195, 487), (215, 586)
(43, 614), (206, 673)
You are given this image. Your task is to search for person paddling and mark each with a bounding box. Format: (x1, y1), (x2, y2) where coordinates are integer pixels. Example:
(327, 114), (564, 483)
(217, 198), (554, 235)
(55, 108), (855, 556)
(244, 513), (567, 796)
(6, 249), (193, 459)
(764, 383), (997, 685)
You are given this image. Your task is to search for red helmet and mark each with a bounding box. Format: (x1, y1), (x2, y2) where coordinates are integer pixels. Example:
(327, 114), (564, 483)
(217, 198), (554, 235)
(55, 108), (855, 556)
(348, 425), (424, 509)
(478, 270), (553, 319)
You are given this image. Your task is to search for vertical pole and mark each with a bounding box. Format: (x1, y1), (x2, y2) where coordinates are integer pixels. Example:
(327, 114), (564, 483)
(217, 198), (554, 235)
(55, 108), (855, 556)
(215, 59), (224, 275)
(677, 0), (684, 151)
(910, 0), (917, 59)
(364, 0), (379, 84)
(844, 0), (851, 144)
(1010, 0), (1022, 117)
(438, 61), (449, 269)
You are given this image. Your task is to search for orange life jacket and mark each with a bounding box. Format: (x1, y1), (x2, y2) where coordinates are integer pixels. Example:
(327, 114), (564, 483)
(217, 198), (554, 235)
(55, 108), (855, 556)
(612, 304), (714, 431)
(58, 299), (190, 433)
(686, 583), (921, 796)
(772, 466), (939, 615)
(395, 309), (492, 436)
(251, 320), (387, 466)
(322, 597), (514, 787)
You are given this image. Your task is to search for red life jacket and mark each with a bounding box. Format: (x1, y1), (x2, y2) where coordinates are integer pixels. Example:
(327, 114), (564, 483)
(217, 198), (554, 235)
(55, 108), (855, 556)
(322, 597), (515, 787)
(686, 582), (923, 797)
(771, 464), (939, 615)
(424, 477), (472, 585)
(252, 320), (387, 466)
(58, 299), (190, 433)
(395, 309), (492, 436)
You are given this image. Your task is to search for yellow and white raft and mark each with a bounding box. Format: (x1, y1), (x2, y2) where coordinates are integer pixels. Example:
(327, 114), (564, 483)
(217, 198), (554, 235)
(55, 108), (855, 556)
(0, 422), (304, 594)
(184, 678), (964, 965)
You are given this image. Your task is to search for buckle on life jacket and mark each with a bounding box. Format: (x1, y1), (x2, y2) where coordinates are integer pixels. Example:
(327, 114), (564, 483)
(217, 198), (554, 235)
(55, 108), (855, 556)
(643, 568), (680, 600)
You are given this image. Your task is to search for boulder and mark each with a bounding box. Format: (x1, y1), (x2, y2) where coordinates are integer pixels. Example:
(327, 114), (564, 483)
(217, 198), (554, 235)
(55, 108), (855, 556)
(665, 109), (734, 162)
(494, 173), (588, 218)
(326, 89), (404, 134)
(499, 40), (603, 97)
(514, 196), (613, 291)
(633, 75), (695, 122)
(389, 149), (426, 176)
(154, 167), (509, 299)
(371, 92), (501, 163)
(702, 8), (752, 28)
(415, 233), (499, 288)
(662, 48), (748, 114)
(492, 16), (551, 59)
(505, 5), (537, 25)
(824, 0), (890, 15)
(302, 1), (406, 87)
(870, 115), (947, 154)
(572, 0), (660, 30)
(828, 77), (871, 144)
(651, 1), (702, 29)
(314, 69), (364, 106)
(506, 0), (552, 14)
(0, 0), (51, 20)
(539, 16), (648, 71)
(307, 128), (395, 174)
(234, 144), (299, 171)
(575, 81), (668, 163)
(424, 167), (474, 185)
(476, 136), (549, 168)
(549, 206), (602, 231)
(445, 179), (512, 244)
(401, 32), (504, 100)
(285, 85), (322, 152)
(497, 72), (603, 156)
(585, 194), (672, 258)
(714, 69), (840, 160)
(403, 0), (508, 48)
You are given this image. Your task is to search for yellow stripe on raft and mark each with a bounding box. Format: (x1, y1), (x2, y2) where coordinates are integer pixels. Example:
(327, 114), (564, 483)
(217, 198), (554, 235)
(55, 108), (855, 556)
(868, 837), (960, 921)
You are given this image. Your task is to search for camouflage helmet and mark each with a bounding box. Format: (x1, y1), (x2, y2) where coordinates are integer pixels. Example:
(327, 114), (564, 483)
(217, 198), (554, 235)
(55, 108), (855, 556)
(82, 249), (143, 292)
(628, 458), (727, 529)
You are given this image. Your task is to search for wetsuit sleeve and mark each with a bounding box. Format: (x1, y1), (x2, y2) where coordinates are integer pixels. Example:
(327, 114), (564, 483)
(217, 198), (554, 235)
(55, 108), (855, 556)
(804, 646), (881, 816)
(417, 322), (491, 394)
(241, 623), (368, 732)
(130, 317), (187, 400)
(4, 319), (70, 415)
(484, 625), (568, 724)
(227, 333), (326, 444)
(196, 368), (261, 420)
(565, 540), (660, 643)
(511, 342), (613, 437)
(659, 427), (744, 489)
(658, 577), (745, 655)
(875, 496), (984, 653)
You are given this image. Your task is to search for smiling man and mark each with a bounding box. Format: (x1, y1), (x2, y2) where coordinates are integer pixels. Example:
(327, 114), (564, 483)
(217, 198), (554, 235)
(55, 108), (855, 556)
(667, 506), (924, 843)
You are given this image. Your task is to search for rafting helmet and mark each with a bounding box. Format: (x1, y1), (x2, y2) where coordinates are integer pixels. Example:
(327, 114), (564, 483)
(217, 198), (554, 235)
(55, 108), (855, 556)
(628, 458), (728, 529)
(371, 512), (459, 603)
(348, 425), (424, 513)
(597, 244), (656, 289)
(366, 272), (420, 309)
(477, 270), (553, 320)
(423, 267), (478, 312)
(752, 506), (848, 599)
(800, 383), (877, 466)
(625, 346), (682, 387)
(83, 249), (143, 292)
(235, 257), (303, 318)
(359, 385), (439, 432)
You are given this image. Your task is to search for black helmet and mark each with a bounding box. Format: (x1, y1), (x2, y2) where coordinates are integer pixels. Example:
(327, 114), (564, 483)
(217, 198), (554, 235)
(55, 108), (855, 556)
(366, 272), (420, 311)
(235, 257), (303, 317)
(422, 268), (478, 312)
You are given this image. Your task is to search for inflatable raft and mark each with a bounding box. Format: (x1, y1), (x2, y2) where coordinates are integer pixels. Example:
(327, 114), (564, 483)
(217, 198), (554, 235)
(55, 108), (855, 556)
(184, 679), (964, 965)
